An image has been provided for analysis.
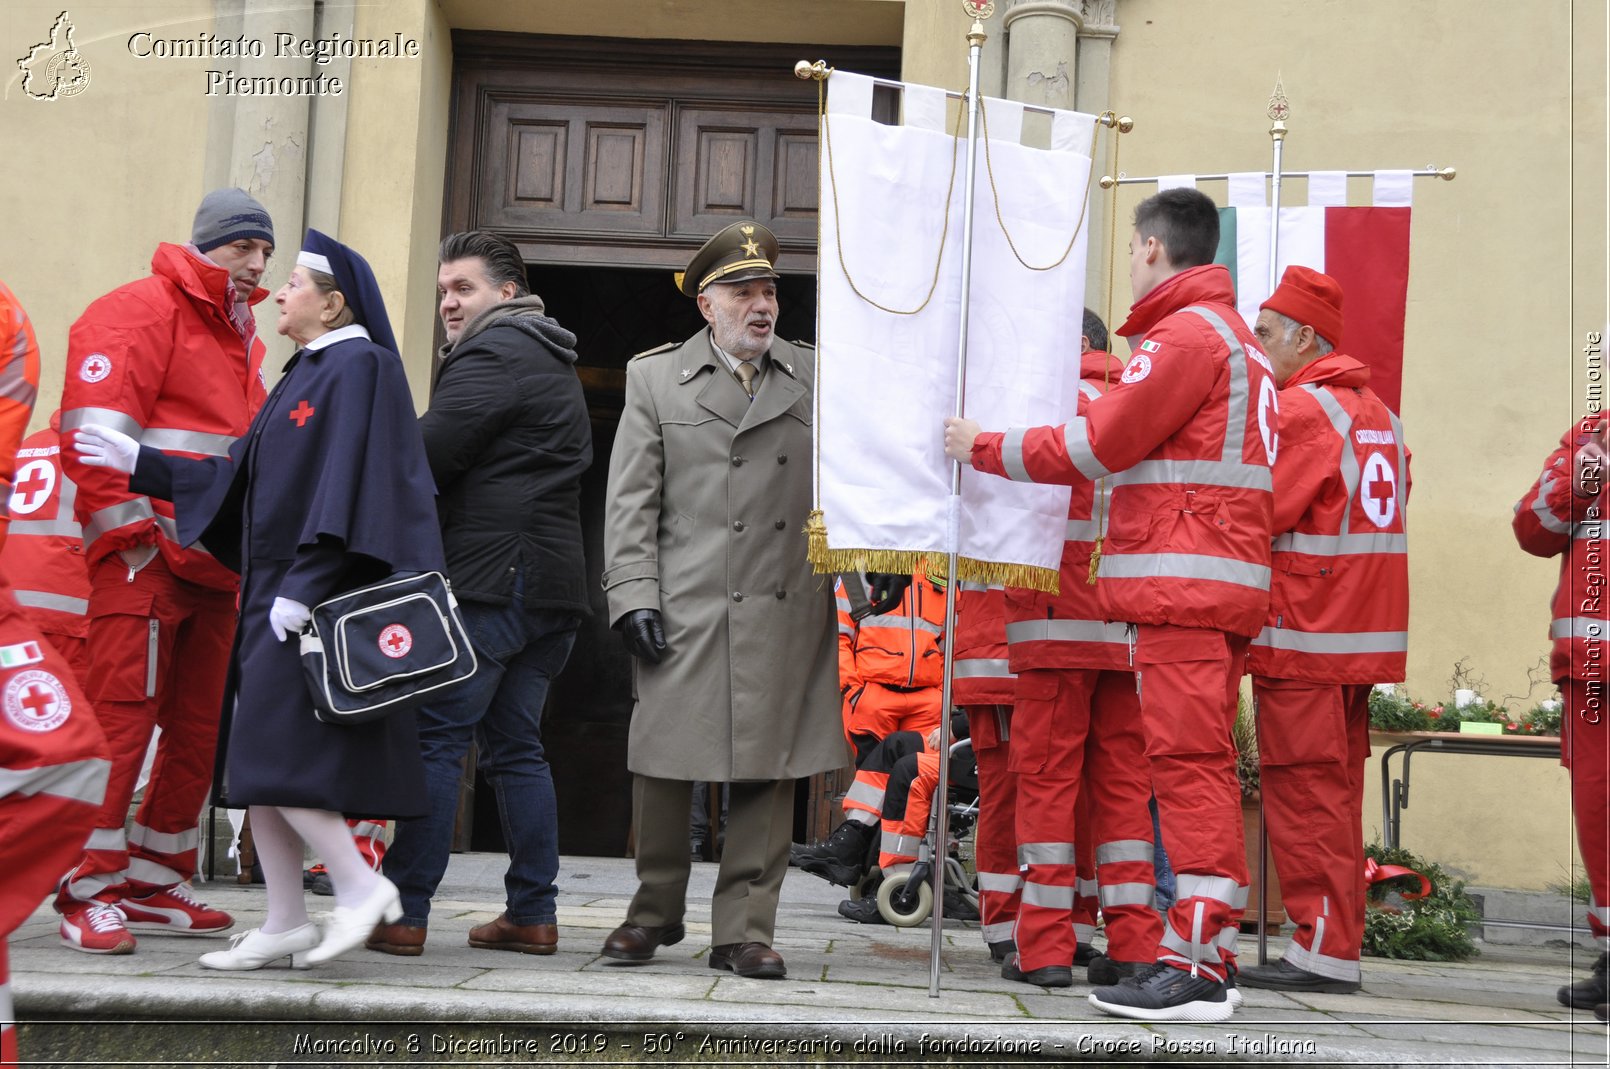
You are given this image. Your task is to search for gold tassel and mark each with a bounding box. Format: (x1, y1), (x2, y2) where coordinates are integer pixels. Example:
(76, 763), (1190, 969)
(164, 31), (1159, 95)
(1086, 535), (1103, 586)
(804, 510), (830, 571)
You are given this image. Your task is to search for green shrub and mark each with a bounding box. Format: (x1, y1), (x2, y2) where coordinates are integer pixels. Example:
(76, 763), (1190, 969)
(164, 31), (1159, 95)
(1361, 842), (1481, 962)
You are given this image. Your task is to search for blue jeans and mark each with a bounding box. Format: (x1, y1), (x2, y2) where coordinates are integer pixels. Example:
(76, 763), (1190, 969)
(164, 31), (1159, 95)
(1150, 794), (1177, 910)
(383, 578), (579, 927)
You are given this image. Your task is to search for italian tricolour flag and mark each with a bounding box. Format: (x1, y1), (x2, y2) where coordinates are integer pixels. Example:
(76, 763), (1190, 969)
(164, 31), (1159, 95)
(1180, 171), (1413, 412)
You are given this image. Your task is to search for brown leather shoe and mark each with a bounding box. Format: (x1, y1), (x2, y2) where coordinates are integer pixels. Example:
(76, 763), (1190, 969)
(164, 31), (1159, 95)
(600, 922), (685, 962)
(467, 913), (557, 955)
(709, 941), (786, 979)
(366, 921), (426, 957)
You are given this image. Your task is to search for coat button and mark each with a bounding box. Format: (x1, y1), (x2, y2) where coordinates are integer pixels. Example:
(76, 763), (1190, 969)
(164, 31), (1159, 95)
(732, 592), (744, 602)
(775, 589), (787, 599)
(774, 519), (786, 530)
(777, 454), (788, 464)
(732, 455), (745, 466)
(733, 521), (746, 532)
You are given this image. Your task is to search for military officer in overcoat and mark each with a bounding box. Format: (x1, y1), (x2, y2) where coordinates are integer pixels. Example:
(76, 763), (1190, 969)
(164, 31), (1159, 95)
(600, 221), (844, 979)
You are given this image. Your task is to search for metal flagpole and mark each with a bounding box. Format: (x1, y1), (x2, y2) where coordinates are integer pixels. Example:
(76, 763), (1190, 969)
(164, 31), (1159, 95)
(927, 0), (993, 998)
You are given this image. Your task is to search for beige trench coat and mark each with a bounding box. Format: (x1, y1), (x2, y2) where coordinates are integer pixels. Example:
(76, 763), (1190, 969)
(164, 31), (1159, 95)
(602, 330), (846, 781)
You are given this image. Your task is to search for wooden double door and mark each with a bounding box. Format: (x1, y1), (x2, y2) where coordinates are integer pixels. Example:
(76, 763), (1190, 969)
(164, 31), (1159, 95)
(444, 33), (899, 856)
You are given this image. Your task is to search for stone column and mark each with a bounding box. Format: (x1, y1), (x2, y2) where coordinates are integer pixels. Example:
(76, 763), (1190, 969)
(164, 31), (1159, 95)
(1002, 0), (1082, 112)
(1075, 1), (1123, 311)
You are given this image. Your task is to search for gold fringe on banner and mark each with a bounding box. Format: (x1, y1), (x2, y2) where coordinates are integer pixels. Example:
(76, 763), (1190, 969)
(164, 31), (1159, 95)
(805, 509), (831, 570)
(807, 540), (1063, 594)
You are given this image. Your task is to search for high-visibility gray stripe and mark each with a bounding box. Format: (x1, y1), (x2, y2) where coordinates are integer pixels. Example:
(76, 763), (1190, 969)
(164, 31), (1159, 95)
(1577, 521), (1605, 542)
(83, 498), (154, 544)
(126, 855), (183, 886)
(1284, 941), (1362, 982)
(0, 337), (37, 406)
(1272, 530), (1408, 556)
(844, 781), (886, 809)
(1001, 427), (1031, 483)
(128, 822), (199, 855)
(1553, 617), (1608, 641)
(958, 580), (993, 593)
(1095, 839), (1155, 866)
(352, 820), (386, 839)
(976, 871), (1022, 894)
(0, 757), (110, 807)
(1525, 475), (1572, 533)
(1018, 841), (1076, 866)
(1175, 873), (1243, 905)
(85, 826), (125, 851)
(1, 973), (13, 1035)
(1061, 417), (1111, 480)
(1098, 552), (1270, 589)
(1215, 925), (1240, 950)
(1251, 627), (1409, 655)
(1076, 380), (1103, 403)
(953, 658), (1014, 679)
(1123, 458), (1272, 492)
(1183, 305), (1255, 465)
(64, 872), (117, 898)
(1022, 882), (1076, 909)
(1590, 902), (1609, 924)
(1160, 926), (1218, 961)
(1073, 922), (1098, 942)
(140, 428), (237, 457)
(864, 613), (942, 635)
(13, 590), (89, 615)
(834, 596), (853, 612)
(1098, 881), (1156, 909)
(1304, 385), (1364, 536)
(60, 407), (144, 439)
(1006, 618), (1128, 645)
(1076, 876), (1099, 898)
(837, 624), (855, 638)
(1065, 517), (1102, 542)
(845, 810), (878, 827)
(981, 920), (1015, 942)
(9, 515), (83, 538)
(154, 514), (211, 557)
(880, 832), (921, 857)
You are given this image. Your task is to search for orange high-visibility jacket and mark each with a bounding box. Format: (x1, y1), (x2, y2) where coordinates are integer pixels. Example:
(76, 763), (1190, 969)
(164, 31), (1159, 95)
(835, 567), (947, 690)
(1248, 352), (1410, 683)
(0, 281), (42, 549)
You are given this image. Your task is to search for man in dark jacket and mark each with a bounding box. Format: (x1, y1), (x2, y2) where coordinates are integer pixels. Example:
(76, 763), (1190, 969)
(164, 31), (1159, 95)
(367, 231), (592, 957)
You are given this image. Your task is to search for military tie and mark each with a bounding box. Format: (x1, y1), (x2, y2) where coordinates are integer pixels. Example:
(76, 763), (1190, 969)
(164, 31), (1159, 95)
(734, 360), (757, 399)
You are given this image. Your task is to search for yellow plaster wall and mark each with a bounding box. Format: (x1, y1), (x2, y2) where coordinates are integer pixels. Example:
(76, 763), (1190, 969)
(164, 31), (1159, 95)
(1, 1), (216, 431)
(437, 0), (905, 45)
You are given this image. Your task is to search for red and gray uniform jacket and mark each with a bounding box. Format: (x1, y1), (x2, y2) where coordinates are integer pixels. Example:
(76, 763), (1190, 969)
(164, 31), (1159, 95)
(60, 243), (267, 590)
(952, 583), (1015, 707)
(1248, 353), (1410, 683)
(1003, 350), (1130, 673)
(973, 265), (1276, 637)
(0, 424), (89, 639)
(1513, 417), (1608, 683)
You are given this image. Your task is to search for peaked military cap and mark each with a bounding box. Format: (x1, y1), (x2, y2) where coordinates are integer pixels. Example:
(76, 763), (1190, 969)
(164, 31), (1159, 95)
(676, 220), (780, 297)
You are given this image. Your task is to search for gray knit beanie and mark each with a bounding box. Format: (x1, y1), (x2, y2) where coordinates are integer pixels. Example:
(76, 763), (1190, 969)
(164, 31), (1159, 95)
(192, 188), (274, 252)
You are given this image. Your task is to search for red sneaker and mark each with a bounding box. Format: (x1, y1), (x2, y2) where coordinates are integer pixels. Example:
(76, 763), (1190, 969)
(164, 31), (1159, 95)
(119, 884), (234, 936)
(60, 902), (136, 954)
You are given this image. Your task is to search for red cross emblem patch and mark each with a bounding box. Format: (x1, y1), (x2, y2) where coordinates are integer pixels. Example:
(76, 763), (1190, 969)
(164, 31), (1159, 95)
(8, 459), (55, 515)
(379, 624), (413, 659)
(79, 353), (112, 383)
(5, 669), (72, 733)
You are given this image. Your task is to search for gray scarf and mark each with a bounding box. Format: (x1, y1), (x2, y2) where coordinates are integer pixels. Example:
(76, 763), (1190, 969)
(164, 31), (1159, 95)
(440, 294), (579, 365)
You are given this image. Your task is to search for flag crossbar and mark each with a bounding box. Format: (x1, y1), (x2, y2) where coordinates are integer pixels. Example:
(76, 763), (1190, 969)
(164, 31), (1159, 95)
(1100, 167), (1455, 187)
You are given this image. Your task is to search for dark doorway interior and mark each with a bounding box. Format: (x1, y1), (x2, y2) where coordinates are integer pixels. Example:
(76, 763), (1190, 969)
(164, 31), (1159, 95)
(466, 265), (817, 858)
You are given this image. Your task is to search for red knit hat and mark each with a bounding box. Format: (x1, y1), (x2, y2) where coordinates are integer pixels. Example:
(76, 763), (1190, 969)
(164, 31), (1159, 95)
(1260, 265), (1344, 348)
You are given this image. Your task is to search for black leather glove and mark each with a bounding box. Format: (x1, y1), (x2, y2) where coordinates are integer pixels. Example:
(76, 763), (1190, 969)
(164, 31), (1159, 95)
(617, 608), (668, 664)
(864, 572), (912, 616)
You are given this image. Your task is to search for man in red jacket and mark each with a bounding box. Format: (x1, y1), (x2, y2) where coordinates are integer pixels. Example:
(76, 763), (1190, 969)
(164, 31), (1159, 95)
(1239, 267), (1410, 994)
(946, 188), (1275, 1021)
(54, 189), (273, 953)
(1514, 401), (1608, 1018)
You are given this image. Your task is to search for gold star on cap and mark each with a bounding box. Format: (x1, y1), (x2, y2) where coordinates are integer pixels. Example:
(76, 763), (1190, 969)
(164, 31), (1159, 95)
(678, 220), (781, 297)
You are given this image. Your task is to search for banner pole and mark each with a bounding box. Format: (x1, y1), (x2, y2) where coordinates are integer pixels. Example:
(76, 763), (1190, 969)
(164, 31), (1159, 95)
(929, 1), (991, 998)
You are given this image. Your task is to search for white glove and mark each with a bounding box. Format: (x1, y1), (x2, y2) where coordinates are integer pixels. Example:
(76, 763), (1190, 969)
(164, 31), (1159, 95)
(74, 423), (141, 474)
(269, 597), (312, 642)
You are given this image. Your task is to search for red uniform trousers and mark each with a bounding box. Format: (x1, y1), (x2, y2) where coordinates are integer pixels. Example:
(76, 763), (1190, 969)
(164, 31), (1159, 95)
(1252, 677), (1370, 982)
(1134, 624), (1249, 980)
(56, 556), (235, 910)
(2, 943), (13, 1068)
(1010, 667), (1159, 972)
(842, 684), (941, 825)
(1564, 678), (1610, 948)
(969, 704), (1021, 948)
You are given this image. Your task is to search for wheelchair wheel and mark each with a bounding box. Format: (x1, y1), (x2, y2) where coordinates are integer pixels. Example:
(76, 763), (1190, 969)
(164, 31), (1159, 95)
(877, 870), (933, 927)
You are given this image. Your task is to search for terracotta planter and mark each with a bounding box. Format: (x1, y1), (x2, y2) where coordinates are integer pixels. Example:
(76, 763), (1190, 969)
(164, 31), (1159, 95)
(1239, 794), (1287, 934)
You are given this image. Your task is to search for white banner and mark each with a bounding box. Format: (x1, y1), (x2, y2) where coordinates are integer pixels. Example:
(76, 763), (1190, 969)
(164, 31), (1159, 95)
(814, 72), (1094, 589)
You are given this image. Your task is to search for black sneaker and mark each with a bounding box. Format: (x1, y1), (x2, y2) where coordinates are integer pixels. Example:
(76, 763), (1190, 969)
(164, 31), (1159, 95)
(941, 886), (981, 922)
(987, 938), (1016, 964)
(1086, 951), (1149, 986)
(1073, 943), (1100, 967)
(1001, 952), (1073, 988)
(1559, 952), (1609, 1009)
(308, 872), (334, 897)
(796, 820), (874, 887)
(1239, 957), (1361, 994)
(837, 897), (889, 925)
(1088, 961), (1235, 1022)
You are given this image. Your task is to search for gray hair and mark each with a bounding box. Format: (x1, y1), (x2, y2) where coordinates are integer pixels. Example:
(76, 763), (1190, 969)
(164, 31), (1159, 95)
(1265, 309), (1334, 356)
